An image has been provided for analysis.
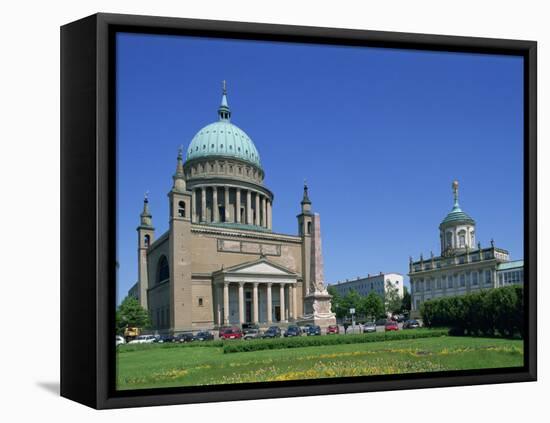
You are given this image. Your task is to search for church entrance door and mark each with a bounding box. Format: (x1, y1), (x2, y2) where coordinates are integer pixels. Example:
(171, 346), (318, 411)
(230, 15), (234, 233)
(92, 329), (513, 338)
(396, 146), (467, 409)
(274, 306), (281, 322)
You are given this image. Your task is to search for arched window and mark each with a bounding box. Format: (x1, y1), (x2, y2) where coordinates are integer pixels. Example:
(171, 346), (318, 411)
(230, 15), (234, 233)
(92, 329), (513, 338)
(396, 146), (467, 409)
(307, 221), (312, 234)
(157, 256), (169, 284)
(470, 231), (475, 245)
(144, 234), (150, 248)
(178, 200), (186, 218)
(458, 230), (466, 247)
(446, 232), (453, 248)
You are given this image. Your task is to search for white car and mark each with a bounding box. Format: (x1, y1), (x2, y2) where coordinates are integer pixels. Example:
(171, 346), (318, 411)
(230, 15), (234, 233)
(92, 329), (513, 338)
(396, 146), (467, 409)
(128, 335), (156, 344)
(116, 335), (125, 346)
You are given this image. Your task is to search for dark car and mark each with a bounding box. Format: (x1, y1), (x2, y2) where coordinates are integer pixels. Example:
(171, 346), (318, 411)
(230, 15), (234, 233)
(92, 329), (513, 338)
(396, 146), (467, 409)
(262, 326), (282, 338)
(385, 321), (399, 332)
(396, 314), (407, 323)
(306, 325), (321, 336)
(174, 332), (194, 343)
(327, 325), (339, 335)
(403, 319), (420, 329)
(219, 327), (243, 340)
(193, 331), (214, 341)
(284, 326), (302, 337)
(155, 334), (175, 343)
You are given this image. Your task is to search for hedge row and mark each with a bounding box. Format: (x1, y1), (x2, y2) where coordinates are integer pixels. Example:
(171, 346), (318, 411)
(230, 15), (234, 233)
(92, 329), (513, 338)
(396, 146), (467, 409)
(420, 285), (523, 338)
(117, 340), (224, 353)
(222, 328), (448, 354)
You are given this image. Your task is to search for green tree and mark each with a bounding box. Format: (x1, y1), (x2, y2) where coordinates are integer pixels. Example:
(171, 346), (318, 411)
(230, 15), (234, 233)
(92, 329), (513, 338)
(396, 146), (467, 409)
(328, 286), (346, 319)
(401, 286), (411, 314)
(360, 291), (385, 321)
(384, 280), (402, 315)
(116, 296), (151, 335)
(342, 289), (362, 320)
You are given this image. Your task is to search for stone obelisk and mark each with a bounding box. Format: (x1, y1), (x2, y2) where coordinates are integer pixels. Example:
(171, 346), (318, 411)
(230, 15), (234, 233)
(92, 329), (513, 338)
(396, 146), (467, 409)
(300, 213), (336, 329)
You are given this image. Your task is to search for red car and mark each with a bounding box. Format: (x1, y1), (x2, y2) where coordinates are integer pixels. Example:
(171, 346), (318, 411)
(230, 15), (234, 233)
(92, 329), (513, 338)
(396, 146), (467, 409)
(384, 321), (399, 332)
(220, 327), (243, 340)
(327, 325), (339, 335)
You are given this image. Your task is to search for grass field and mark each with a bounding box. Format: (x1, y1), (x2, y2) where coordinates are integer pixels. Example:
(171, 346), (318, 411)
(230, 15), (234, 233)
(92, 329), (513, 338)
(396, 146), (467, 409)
(116, 335), (523, 390)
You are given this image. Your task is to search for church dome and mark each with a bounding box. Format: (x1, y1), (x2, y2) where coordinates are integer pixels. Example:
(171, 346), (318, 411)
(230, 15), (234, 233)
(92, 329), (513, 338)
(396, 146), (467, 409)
(185, 86), (261, 169)
(439, 180), (475, 227)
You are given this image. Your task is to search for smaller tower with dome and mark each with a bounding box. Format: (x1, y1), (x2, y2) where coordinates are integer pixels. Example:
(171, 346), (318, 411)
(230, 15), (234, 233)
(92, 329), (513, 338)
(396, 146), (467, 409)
(439, 180), (476, 256)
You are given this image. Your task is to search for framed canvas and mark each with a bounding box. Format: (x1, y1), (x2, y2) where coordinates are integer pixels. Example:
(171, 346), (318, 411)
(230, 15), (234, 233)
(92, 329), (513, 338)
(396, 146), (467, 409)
(60, 13), (537, 409)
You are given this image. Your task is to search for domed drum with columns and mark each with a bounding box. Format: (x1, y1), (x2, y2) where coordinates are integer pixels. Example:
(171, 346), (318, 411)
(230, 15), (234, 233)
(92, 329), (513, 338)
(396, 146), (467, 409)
(129, 84), (335, 333)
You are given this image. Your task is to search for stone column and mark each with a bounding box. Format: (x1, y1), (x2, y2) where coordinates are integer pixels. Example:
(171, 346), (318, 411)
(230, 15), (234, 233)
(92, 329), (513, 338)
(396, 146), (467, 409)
(292, 284), (297, 320)
(201, 187), (206, 222)
(246, 190), (252, 225)
(238, 282), (245, 324)
(223, 282), (229, 325)
(224, 186), (230, 222)
(213, 186), (219, 222)
(253, 283), (259, 324)
(255, 193), (260, 226)
(266, 283), (272, 323)
(267, 200), (272, 230)
(261, 196), (266, 227)
(191, 189), (197, 223)
(236, 189), (241, 223)
(280, 284), (286, 322)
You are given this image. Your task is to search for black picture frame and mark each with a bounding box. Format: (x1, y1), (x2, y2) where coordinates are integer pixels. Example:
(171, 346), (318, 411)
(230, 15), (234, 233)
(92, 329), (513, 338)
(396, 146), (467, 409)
(60, 12), (537, 409)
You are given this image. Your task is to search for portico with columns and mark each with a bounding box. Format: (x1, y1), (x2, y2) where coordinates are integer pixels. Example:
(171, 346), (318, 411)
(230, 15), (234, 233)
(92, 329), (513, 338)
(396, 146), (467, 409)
(212, 258), (298, 326)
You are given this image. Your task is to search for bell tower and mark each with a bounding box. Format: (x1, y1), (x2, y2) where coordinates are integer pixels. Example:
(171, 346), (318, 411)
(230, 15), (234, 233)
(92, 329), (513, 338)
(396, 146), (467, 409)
(297, 182), (314, 298)
(137, 193), (155, 309)
(168, 147), (193, 331)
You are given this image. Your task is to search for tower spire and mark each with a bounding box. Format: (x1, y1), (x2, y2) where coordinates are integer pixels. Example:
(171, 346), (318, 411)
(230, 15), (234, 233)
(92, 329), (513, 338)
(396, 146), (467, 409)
(218, 80), (231, 121)
(140, 191), (153, 227)
(172, 146), (186, 192)
(301, 180), (311, 205)
(452, 180), (460, 209)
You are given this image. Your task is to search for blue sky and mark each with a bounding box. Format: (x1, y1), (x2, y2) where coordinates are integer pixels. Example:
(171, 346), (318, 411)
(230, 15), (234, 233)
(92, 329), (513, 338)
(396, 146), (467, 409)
(116, 32), (524, 303)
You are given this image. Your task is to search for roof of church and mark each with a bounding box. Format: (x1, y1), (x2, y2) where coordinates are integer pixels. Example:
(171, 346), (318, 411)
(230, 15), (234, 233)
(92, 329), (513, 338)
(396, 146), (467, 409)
(185, 85), (262, 169)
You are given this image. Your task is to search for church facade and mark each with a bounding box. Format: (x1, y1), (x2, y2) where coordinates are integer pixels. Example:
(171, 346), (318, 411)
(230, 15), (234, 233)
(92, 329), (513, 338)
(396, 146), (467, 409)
(408, 181), (524, 318)
(128, 86), (328, 333)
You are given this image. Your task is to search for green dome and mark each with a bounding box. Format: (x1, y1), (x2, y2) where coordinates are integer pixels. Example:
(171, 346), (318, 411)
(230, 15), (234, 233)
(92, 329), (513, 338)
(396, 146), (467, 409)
(185, 90), (262, 168)
(440, 205), (475, 226)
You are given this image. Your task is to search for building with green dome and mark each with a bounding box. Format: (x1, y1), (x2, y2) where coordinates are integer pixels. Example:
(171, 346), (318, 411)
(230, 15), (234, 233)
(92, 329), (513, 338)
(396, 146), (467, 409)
(408, 181), (524, 318)
(128, 84), (335, 333)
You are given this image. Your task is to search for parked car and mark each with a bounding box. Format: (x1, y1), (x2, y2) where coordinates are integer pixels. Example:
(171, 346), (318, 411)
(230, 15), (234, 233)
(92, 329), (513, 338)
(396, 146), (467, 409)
(262, 326), (282, 338)
(306, 325), (321, 336)
(174, 332), (194, 343)
(396, 314), (407, 323)
(284, 326), (302, 337)
(242, 323), (260, 334)
(243, 329), (262, 340)
(327, 325), (339, 335)
(116, 335), (125, 346)
(298, 325), (310, 335)
(220, 327), (243, 340)
(193, 331), (214, 341)
(363, 322), (376, 333)
(375, 318), (388, 326)
(128, 334), (156, 344)
(384, 321), (399, 332)
(403, 319), (420, 329)
(155, 334), (175, 343)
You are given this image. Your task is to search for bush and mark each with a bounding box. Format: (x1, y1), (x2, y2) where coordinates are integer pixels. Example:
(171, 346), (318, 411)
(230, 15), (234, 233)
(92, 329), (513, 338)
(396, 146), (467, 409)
(222, 328), (448, 354)
(420, 285), (523, 338)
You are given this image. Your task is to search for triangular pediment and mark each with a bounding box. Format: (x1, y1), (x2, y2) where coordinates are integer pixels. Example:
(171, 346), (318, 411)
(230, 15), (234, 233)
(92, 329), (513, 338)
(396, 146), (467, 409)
(223, 258), (296, 276)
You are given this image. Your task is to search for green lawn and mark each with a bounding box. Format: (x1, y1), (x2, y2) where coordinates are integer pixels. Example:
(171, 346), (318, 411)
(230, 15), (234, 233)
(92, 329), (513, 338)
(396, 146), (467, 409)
(116, 335), (523, 390)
